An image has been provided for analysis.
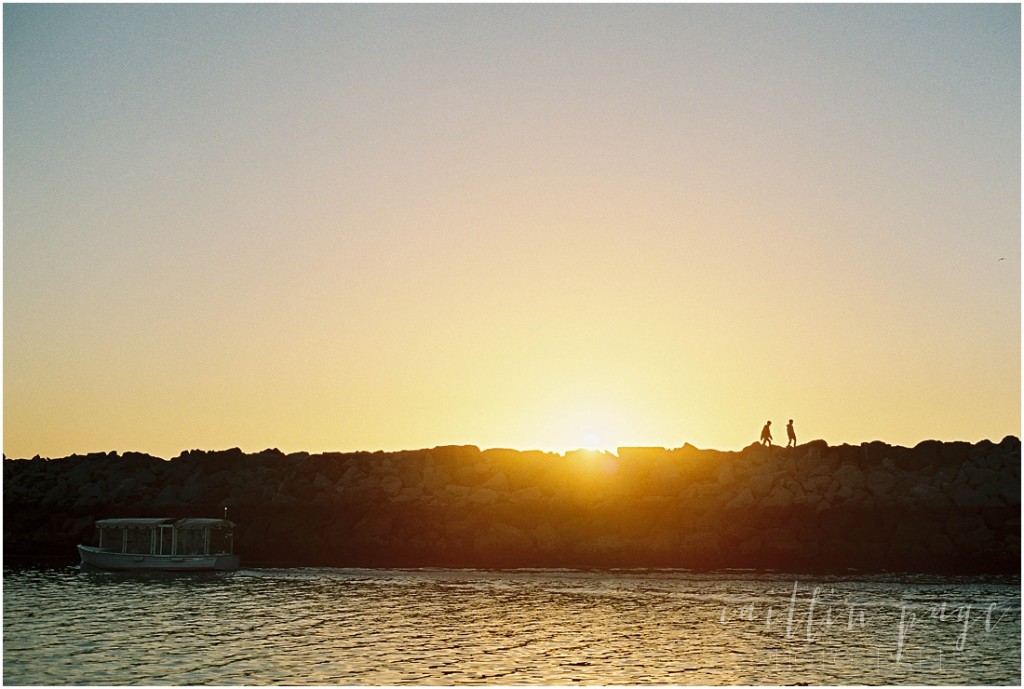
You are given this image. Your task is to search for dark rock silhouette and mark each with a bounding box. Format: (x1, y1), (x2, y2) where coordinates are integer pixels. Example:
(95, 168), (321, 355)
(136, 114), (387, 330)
(4, 439), (1019, 573)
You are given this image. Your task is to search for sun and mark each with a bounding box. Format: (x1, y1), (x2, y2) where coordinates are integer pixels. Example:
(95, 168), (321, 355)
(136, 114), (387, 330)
(558, 410), (623, 454)
(525, 390), (647, 455)
(581, 432), (603, 451)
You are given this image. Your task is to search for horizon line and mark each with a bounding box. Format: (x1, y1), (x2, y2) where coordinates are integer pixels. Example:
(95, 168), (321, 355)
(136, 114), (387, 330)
(6, 435), (1021, 462)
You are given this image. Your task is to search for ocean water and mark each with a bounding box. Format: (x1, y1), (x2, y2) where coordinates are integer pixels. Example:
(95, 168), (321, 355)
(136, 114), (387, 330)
(3, 566), (1019, 685)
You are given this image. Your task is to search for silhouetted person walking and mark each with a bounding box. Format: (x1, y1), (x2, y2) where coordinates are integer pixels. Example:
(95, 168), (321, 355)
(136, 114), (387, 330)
(760, 421), (772, 446)
(786, 419), (796, 447)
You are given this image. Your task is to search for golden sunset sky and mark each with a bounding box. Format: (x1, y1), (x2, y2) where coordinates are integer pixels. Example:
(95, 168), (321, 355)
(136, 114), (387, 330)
(4, 4), (1020, 459)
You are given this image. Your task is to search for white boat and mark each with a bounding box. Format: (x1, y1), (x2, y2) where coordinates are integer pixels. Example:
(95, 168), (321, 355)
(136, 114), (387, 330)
(78, 517), (240, 571)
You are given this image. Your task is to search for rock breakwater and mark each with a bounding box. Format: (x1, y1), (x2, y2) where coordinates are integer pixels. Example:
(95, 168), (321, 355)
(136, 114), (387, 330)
(4, 438), (1020, 572)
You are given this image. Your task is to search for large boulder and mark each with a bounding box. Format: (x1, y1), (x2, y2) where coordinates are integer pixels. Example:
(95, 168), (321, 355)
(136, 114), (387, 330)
(999, 436), (1021, 453)
(74, 481), (109, 507)
(951, 483), (990, 509)
(747, 471), (777, 498)
(937, 441), (971, 468)
(907, 483), (950, 508)
(997, 481), (1021, 506)
(469, 487), (500, 506)
(965, 465), (1004, 494)
(380, 476), (403, 497)
(532, 522), (564, 552)
(481, 472), (509, 492)
(834, 463), (866, 491)
(153, 484), (181, 507)
(474, 523), (532, 554)
(678, 531), (722, 560)
(860, 441), (892, 466)
(866, 469), (897, 498)
(41, 480), (70, 505)
(616, 447), (667, 461)
(803, 474), (832, 496)
(725, 487), (756, 510)
(763, 485), (794, 508)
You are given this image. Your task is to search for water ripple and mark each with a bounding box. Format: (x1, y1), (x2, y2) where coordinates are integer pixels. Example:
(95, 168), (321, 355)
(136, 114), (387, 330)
(4, 567), (1019, 684)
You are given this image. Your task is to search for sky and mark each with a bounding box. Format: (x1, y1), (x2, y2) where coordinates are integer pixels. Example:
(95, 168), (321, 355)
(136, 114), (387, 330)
(3, 4), (1020, 459)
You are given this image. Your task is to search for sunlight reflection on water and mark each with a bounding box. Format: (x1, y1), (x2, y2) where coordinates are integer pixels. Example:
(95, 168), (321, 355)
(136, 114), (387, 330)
(3, 567), (1019, 685)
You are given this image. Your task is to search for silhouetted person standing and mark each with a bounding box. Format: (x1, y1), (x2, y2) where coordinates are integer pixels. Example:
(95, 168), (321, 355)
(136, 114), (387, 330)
(786, 419), (796, 447)
(760, 421), (772, 446)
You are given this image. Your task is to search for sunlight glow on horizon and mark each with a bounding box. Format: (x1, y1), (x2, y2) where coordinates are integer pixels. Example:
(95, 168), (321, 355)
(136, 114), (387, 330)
(3, 5), (1020, 459)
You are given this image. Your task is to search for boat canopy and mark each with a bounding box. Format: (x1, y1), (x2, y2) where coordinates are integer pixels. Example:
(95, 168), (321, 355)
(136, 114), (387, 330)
(95, 518), (235, 529)
(84, 516), (239, 565)
(175, 518), (234, 529)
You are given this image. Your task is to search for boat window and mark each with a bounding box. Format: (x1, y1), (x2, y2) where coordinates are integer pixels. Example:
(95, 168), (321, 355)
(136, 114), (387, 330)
(125, 527), (152, 554)
(98, 527), (123, 552)
(208, 527), (233, 554)
(175, 528), (206, 556)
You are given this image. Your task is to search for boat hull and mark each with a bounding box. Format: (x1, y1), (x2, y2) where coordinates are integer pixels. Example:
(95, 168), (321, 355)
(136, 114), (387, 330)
(78, 545), (240, 572)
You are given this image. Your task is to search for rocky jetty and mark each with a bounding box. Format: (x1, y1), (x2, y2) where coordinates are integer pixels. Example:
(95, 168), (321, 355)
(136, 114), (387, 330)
(4, 438), (1020, 572)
